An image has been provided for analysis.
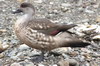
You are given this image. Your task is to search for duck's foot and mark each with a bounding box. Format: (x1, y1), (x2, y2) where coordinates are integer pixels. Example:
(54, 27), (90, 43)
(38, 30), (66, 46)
(30, 52), (44, 63)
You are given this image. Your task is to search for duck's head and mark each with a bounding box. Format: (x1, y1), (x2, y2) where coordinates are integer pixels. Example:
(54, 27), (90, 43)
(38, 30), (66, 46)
(13, 3), (35, 15)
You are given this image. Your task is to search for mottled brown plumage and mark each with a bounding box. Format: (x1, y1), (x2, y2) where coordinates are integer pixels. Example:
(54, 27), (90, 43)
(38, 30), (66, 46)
(13, 3), (90, 51)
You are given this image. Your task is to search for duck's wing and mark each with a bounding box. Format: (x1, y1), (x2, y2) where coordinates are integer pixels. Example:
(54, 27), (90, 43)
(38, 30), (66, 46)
(27, 18), (76, 35)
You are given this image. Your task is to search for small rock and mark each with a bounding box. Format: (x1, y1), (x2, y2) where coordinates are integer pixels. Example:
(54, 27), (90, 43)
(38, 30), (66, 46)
(61, 7), (69, 12)
(61, 3), (71, 7)
(61, 3), (71, 12)
(0, 41), (9, 53)
(0, 53), (4, 58)
(49, 2), (54, 4)
(66, 59), (79, 66)
(90, 61), (98, 66)
(84, 62), (90, 66)
(51, 47), (69, 55)
(17, 0), (24, 3)
(92, 35), (100, 40)
(58, 60), (69, 66)
(0, 29), (7, 35)
(38, 63), (45, 66)
(10, 56), (20, 61)
(95, 26), (100, 33)
(29, 49), (41, 56)
(34, 0), (43, 3)
(81, 48), (91, 53)
(79, 55), (85, 62)
(85, 9), (94, 13)
(62, 53), (69, 59)
(81, 19), (90, 23)
(18, 44), (30, 51)
(92, 53), (100, 57)
(68, 51), (78, 57)
(96, 16), (100, 22)
(58, 59), (79, 66)
(8, 48), (18, 57)
(19, 59), (35, 66)
(0, 0), (5, 2)
(93, 4), (99, 8)
(82, 53), (91, 59)
(0, 41), (3, 52)
(11, 62), (21, 66)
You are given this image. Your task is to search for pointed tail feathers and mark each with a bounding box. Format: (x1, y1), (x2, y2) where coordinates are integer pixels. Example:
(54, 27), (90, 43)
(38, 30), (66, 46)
(62, 40), (91, 47)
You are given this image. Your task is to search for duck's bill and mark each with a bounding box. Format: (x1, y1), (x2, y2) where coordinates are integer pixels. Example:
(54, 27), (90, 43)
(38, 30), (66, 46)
(12, 9), (23, 14)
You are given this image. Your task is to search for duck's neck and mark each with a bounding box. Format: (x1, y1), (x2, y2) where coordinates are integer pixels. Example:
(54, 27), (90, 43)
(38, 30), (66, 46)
(16, 14), (33, 27)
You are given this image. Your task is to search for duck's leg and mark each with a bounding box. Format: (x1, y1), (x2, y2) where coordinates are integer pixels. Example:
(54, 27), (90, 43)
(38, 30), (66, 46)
(30, 51), (45, 62)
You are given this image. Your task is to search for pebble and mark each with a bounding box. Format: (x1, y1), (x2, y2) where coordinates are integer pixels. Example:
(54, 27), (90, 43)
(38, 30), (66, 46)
(68, 51), (78, 57)
(17, 0), (24, 3)
(0, 53), (4, 58)
(92, 53), (100, 57)
(84, 62), (90, 66)
(79, 55), (85, 62)
(11, 62), (21, 66)
(29, 49), (41, 56)
(67, 59), (79, 66)
(8, 48), (18, 57)
(81, 48), (91, 53)
(82, 53), (91, 59)
(49, 2), (54, 5)
(92, 35), (100, 40)
(74, 24), (100, 37)
(52, 64), (58, 66)
(0, 0), (5, 2)
(95, 26), (100, 33)
(58, 60), (69, 66)
(19, 60), (35, 66)
(0, 41), (3, 52)
(61, 7), (69, 12)
(96, 16), (100, 22)
(0, 29), (7, 35)
(0, 41), (9, 53)
(34, 0), (43, 3)
(61, 3), (71, 7)
(38, 64), (45, 66)
(90, 61), (98, 66)
(18, 44), (30, 51)
(85, 9), (94, 13)
(51, 48), (69, 55)
(62, 53), (69, 59)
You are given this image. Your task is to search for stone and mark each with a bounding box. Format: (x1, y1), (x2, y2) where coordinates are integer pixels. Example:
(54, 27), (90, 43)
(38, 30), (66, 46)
(96, 16), (100, 22)
(18, 44), (30, 51)
(58, 60), (69, 66)
(68, 51), (78, 57)
(66, 59), (79, 66)
(11, 62), (21, 66)
(38, 63), (45, 66)
(0, 29), (7, 35)
(92, 35), (100, 40)
(0, 41), (9, 53)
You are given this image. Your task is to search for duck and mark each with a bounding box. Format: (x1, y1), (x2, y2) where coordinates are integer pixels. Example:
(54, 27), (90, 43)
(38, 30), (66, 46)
(13, 3), (90, 62)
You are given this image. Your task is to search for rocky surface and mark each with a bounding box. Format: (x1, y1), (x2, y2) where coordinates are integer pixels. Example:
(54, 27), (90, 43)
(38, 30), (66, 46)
(0, 0), (100, 66)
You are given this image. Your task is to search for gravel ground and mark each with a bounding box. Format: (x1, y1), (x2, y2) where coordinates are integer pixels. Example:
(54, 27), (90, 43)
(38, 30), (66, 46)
(0, 0), (100, 66)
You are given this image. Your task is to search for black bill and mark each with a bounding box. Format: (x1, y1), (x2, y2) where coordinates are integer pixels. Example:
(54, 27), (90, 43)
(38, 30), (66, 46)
(12, 9), (23, 14)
